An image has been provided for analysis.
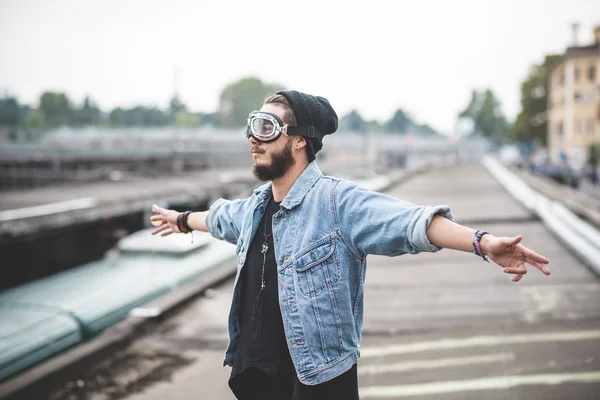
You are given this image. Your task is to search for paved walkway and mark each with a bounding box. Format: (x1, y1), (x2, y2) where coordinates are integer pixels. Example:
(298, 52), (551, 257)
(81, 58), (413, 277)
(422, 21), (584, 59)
(47, 164), (600, 400)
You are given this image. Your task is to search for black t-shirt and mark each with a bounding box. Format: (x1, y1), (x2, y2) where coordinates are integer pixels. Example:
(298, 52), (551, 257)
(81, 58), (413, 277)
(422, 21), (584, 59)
(228, 195), (359, 399)
(230, 196), (294, 380)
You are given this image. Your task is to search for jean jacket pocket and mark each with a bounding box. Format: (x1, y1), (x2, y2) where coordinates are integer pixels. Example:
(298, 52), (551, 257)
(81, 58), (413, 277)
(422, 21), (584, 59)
(295, 239), (340, 297)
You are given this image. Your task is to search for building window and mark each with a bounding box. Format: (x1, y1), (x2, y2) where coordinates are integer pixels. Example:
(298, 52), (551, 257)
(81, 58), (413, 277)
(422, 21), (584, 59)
(575, 67), (580, 82)
(587, 118), (594, 133)
(589, 65), (596, 82)
(575, 119), (582, 134)
(574, 92), (583, 103)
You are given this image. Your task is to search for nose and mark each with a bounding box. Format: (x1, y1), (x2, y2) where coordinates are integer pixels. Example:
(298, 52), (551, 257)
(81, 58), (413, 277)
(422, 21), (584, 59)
(248, 135), (259, 145)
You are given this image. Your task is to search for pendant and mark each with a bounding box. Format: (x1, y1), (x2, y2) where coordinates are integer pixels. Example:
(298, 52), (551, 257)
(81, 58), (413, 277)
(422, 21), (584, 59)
(261, 244), (269, 254)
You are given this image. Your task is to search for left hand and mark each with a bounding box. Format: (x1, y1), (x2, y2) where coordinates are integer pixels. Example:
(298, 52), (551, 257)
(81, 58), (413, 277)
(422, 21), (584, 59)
(480, 235), (551, 283)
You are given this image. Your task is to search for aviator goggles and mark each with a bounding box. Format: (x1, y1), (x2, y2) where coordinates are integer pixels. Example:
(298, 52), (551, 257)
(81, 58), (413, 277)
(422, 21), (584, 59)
(245, 111), (326, 143)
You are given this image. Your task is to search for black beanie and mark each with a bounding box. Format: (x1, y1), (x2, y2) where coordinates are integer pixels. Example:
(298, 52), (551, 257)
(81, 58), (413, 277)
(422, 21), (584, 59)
(276, 90), (338, 155)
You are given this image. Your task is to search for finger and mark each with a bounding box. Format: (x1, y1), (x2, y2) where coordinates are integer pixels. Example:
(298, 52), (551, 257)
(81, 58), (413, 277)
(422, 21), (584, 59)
(512, 274), (524, 283)
(152, 204), (167, 216)
(529, 260), (551, 276)
(161, 229), (174, 237)
(151, 223), (170, 235)
(523, 247), (550, 264)
(150, 215), (165, 227)
(503, 264), (527, 275)
(151, 224), (168, 235)
(509, 235), (523, 246)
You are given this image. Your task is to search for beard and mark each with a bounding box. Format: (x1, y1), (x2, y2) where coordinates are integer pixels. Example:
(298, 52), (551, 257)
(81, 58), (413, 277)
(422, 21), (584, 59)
(253, 140), (295, 182)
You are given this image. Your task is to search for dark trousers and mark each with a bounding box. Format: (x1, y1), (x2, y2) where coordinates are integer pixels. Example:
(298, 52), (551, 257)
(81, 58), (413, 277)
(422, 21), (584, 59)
(229, 364), (359, 400)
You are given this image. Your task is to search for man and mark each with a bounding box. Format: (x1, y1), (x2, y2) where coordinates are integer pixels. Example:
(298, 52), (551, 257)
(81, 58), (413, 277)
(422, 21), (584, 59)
(150, 90), (551, 399)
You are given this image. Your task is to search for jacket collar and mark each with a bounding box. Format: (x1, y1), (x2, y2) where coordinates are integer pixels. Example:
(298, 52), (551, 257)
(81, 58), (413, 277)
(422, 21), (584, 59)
(252, 161), (323, 210)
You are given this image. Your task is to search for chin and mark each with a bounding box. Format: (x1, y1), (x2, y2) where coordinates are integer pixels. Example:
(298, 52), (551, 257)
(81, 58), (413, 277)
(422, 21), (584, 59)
(253, 157), (269, 167)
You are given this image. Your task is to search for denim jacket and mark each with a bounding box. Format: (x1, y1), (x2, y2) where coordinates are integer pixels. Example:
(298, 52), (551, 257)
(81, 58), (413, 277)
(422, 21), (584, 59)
(205, 161), (453, 385)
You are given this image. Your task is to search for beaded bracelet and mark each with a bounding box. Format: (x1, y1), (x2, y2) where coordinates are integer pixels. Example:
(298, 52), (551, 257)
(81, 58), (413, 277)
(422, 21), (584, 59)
(473, 229), (490, 263)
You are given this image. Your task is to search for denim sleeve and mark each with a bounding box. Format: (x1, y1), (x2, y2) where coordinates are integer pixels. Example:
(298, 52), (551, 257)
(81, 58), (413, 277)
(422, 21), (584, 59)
(334, 179), (454, 258)
(205, 197), (251, 245)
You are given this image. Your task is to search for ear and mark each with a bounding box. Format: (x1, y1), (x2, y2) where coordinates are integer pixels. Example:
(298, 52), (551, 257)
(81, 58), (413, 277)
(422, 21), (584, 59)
(294, 136), (307, 150)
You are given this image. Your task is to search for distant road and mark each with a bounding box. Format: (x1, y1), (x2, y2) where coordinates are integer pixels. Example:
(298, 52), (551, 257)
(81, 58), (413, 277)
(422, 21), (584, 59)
(0, 168), (256, 236)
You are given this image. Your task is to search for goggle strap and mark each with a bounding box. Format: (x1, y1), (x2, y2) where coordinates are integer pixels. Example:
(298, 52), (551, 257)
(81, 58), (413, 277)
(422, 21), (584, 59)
(286, 126), (326, 141)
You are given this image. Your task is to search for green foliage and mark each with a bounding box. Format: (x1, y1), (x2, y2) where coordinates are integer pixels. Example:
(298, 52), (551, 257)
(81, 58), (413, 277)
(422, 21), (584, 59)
(364, 119), (383, 133)
(0, 97), (21, 127)
(72, 96), (102, 126)
(108, 106), (170, 127)
(199, 112), (219, 127)
(3, 77), (449, 139)
(169, 95), (186, 114)
(387, 108), (412, 133)
(513, 55), (562, 146)
(218, 77), (285, 127)
(458, 88), (508, 141)
(339, 110), (366, 132)
(23, 108), (45, 130)
(175, 111), (200, 128)
(39, 91), (71, 127)
(416, 124), (439, 136)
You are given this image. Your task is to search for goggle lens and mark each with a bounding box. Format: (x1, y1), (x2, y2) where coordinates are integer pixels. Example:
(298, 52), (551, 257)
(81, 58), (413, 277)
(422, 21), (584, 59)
(247, 111), (283, 142)
(251, 118), (276, 140)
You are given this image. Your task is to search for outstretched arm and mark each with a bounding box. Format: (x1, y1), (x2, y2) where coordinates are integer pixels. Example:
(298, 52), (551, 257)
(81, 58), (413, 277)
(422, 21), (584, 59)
(426, 215), (551, 282)
(150, 205), (209, 236)
(149, 196), (251, 245)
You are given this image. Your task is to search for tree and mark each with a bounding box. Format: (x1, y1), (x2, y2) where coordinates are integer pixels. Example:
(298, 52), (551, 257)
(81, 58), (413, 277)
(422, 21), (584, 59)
(218, 77), (285, 127)
(169, 95), (186, 114)
(339, 110), (366, 132)
(175, 111), (200, 128)
(108, 106), (170, 127)
(477, 89), (507, 140)
(0, 97), (20, 127)
(39, 91), (72, 127)
(72, 96), (102, 126)
(197, 111), (219, 127)
(417, 124), (439, 136)
(169, 95), (186, 125)
(108, 107), (126, 127)
(459, 90), (482, 121)
(387, 108), (413, 134)
(458, 88), (508, 141)
(22, 108), (46, 130)
(364, 119), (383, 133)
(0, 97), (23, 140)
(513, 55), (562, 146)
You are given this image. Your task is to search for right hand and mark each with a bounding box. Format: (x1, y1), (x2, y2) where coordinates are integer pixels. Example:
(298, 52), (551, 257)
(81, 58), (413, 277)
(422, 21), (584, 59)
(150, 204), (181, 236)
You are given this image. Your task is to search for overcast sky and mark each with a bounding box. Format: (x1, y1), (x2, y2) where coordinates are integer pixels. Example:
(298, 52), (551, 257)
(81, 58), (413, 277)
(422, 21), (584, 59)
(1, 0), (599, 133)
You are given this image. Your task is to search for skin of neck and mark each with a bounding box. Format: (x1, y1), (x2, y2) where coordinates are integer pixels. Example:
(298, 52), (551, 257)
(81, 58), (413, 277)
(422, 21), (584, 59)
(270, 141), (309, 202)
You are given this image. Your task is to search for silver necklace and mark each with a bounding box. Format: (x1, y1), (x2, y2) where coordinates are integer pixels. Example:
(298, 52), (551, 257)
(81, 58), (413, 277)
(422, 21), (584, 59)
(253, 199), (274, 320)
(259, 206), (273, 290)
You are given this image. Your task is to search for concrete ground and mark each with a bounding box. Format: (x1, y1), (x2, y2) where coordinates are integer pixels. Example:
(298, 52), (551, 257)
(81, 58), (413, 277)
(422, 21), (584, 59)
(47, 164), (600, 400)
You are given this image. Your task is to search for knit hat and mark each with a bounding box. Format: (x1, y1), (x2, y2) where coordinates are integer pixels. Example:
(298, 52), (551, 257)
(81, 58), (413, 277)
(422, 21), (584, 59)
(276, 90), (338, 155)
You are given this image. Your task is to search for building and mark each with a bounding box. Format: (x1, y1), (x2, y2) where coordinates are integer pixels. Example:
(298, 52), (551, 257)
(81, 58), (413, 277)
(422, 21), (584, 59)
(548, 26), (600, 166)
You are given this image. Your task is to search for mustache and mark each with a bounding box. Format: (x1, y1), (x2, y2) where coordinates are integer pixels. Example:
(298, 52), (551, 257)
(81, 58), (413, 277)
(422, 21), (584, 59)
(250, 146), (265, 154)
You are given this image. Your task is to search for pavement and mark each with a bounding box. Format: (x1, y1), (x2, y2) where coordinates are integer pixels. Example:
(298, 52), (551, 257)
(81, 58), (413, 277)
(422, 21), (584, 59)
(43, 164), (600, 400)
